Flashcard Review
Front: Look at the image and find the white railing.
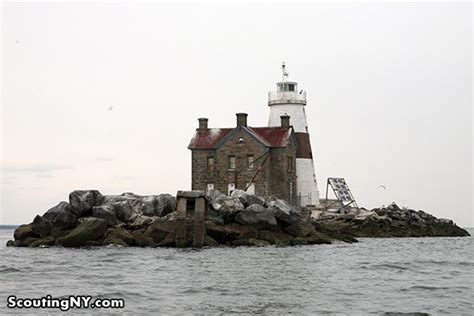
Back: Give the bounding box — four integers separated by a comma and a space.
268, 91, 307, 105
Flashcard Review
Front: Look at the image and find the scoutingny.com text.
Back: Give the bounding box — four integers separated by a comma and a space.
7, 295, 124, 311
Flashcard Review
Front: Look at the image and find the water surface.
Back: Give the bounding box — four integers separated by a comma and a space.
1, 228, 473, 315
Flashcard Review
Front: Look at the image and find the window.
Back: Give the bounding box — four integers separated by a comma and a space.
288, 84, 295, 92
247, 155, 254, 169
229, 156, 236, 170
228, 183, 235, 195
207, 157, 214, 171
288, 156, 294, 172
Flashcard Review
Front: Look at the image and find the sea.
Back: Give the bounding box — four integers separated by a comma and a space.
0, 226, 473, 315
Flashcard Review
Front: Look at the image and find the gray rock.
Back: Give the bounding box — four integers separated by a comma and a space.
92, 205, 118, 226
155, 194, 176, 217
235, 204, 278, 231
43, 201, 77, 229
231, 189, 265, 207
69, 190, 104, 216
113, 200, 133, 222
208, 190, 244, 222
267, 199, 301, 226
284, 222, 315, 237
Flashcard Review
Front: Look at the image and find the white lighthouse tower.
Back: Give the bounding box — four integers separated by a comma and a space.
268, 62, 320, 207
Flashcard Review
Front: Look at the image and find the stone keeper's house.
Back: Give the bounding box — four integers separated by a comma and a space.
188, 113, 299, 204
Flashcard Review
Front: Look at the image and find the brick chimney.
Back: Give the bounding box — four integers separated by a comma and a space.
280, 115, 290, 129
198, 118, 208, 130
236, 113, 248, 127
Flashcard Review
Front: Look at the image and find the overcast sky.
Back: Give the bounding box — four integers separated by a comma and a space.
1, 2, 472, 227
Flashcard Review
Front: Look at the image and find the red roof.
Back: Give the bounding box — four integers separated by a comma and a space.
188, 126, 293, 149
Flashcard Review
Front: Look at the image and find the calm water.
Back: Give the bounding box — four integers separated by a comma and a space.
1, 228, 473, 315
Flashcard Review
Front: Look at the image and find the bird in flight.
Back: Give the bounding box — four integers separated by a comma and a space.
377, 185, 387, 190
107, 106, 114, 111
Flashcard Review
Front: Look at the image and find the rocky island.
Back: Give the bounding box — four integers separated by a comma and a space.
7, 189, 470, 248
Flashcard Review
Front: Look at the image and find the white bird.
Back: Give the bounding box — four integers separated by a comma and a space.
107, 106, 114, 111
377, 185, 387, 190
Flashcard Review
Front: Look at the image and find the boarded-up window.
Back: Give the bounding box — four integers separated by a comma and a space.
207, 157, 214, 171
229, 156, 236, 170
247, 155, 254, 169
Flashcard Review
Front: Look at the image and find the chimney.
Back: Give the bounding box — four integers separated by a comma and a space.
236, 113, 248, 127
280, 115, 290, 128
198, 118, 208, 130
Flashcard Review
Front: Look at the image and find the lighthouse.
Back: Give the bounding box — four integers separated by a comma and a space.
267, 63, 320, 207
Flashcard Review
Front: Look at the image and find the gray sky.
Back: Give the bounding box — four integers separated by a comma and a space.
1, 2, 472, 227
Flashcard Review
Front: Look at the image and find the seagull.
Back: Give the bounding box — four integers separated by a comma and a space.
107, 106, 114, 111
377, 185, 387, 190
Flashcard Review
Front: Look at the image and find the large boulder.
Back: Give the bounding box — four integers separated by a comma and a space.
235, 204, 278, 231
284, 222, 315, 237
142, 219, 177, 243
257, 230, 293, 245
155, 194, 176, 217
104, 227, 135, 246
140, 194, 176, 217
231, 190, 265, 208
31, 215, 52, 238
205, 221, 257, 244
69, 190, 104, 216
61, 218, 108, 247
92, 205, 118, 226
42, 201, 77, 229
267, 199, 301, 226
113, 200, 134, 222
14, 224, 37, 240
207, 190, 244, 222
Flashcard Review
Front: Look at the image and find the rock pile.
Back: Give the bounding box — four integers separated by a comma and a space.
312, 203, 470, 238
8, 189, 349, 248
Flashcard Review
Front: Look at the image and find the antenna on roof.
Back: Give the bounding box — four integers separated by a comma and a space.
281, 62, 289, 82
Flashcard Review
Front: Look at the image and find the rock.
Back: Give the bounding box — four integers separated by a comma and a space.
231, 239, 250, 246
132, 229, 156, 247
291, 237, 309, 246
156, 232, 176, 247
16, 237, 40, 247
14, 224, 37, 240
92, 206, 118, 226
205, 221, 257, 244
155, 194, 176, 217
113, 200, 134, 222
42, 201, 77, 229
128, 214, 155, 230
235, 204, 278, 231
258, 230, 293, 245
6, 240, 14, 247
29, 237, 56, 248
69, 190, 104, 216
203, 235, 219, 247
267, 199, 301, 226
231, 189, 265, 207
61, 218, 108, 247
104, 227, 135, 246
284, 222, 315, 237
31, 215, 52, 238
143, 219, 177, 243
207, 190, 244, 222
306, 231, 332, 244
248, 238, 271, 246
